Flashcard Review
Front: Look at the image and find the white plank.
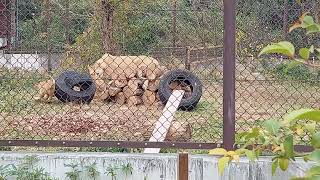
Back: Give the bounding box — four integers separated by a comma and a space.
144, 90, 185, 153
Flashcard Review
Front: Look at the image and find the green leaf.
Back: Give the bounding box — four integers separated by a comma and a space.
236, 132, 249, 141
301, 16, 315, 27
306, 24, 320, 34
284, 135, 294, 159
258, 41, 295, 58
218, 157, 230, 176
316, 49, 320, 60
305, 150, 320, 162
245, 150, 256, 161
279, 158, 289, 171
272, 159, 278, 175
263, 120, 280, 135
283, 109, 320, 124
311, 133, 320, 149
289, 12, 309, 32
299, 48, 310, 60
305, 123, 316, 134
306, 166, 320, 176
245, 128, 260, 140
209, 148, 227, 156
255, 149, 261, 160
309, 45, 315, 53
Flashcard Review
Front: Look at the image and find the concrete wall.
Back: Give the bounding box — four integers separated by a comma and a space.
0, 152, 313, 180
0, 52, 62, 71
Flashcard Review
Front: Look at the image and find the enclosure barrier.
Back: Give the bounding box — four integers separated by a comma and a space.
0, 0, 318, 153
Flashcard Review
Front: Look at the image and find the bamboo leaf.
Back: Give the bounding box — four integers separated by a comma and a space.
279, 158, 289, 171
284, 135, 294, 159
258, 41, 295, 58
299, 48, 310, 60
283, 109, 320, 124
209, 148, 227, 156
218, 157, 230, 176
272, 159, 278, 175
263, 120, 280, 135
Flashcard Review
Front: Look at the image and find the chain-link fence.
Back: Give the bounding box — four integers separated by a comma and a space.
0, 0, 318, 150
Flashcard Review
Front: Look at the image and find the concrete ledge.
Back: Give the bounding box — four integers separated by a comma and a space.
0, 152, 313, 180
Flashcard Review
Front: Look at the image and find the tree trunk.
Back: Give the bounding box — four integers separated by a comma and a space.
283, 0, 289, 39
63, 0, 71, 45
172, 0, 177, 48
313, 0, 320, 23
101, 0, 115, 54
44, 0, 53, 72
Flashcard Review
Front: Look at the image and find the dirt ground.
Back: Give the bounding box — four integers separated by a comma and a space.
1, 63, 320, 144
1, 80, 319, 144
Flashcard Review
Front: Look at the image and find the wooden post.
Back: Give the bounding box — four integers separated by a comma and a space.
101, 0, 115, 54
144, 90, 184, 154
185, 46, 191, 70
178, 153, 188, 180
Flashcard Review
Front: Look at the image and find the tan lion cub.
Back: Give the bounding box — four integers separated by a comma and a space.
34, 78, 55, 102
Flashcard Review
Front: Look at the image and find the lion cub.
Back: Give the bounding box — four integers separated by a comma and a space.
34, 78, 55, 102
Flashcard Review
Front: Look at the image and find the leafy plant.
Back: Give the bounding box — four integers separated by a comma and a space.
105, 166, 118, 180
104, 163, 133, 180
121, 163, 133, 177
85, 162, 100, 180
259, 13, 320, 66
210, 109, 320, 179
0, 155, 56, 180
64, 162, 82, 180
210, 14, 320, 179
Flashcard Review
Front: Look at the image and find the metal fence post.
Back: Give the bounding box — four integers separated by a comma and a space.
178, 153, 188, 180
223, 0, 236, 151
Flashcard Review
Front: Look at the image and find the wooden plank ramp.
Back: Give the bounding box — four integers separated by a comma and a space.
144, 90, 185, 153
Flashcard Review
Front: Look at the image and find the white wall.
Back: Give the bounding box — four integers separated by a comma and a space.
0, 152, 313, 180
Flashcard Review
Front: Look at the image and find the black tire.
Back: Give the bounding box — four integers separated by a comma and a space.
54, 71, 96, 104
158, 69, 202, 111
54, 71, 79, 103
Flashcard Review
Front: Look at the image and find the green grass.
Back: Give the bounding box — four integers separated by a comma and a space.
176, 101, 223, 143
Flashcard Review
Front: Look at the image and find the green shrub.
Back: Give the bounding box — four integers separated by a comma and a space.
273, 63, 312, 80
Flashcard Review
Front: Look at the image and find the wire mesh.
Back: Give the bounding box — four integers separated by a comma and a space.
0, 0, 318, 149
0, 0, 223, 148
235, 0, 320, 146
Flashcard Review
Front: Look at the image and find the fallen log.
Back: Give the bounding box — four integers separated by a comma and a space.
142, 90, 156, 105
127, 96, 142, 106
109, 86, 122, 96
123, 86, 143, 98
115, 92, 126, 105
147, 79, 160, 91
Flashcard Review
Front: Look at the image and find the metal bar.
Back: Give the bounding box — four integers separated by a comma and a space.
0, 140, 219, 149
237, 144, 314, 153
5, 0, 11, 49
223, 0, 236, 151
294, 145, 314, 152
178, 153, 188, 180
